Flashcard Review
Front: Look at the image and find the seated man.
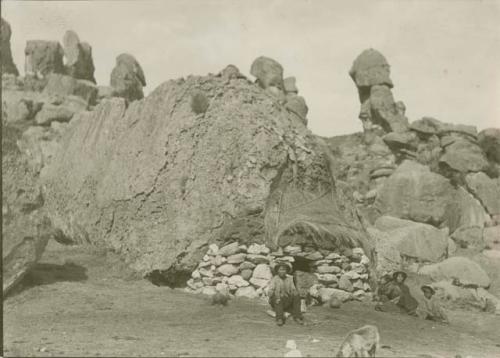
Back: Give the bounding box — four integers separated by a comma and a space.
375, 273, 396, 302
393, 271, 418, 316
268, 261, 304, 326
417, 285, 449, 324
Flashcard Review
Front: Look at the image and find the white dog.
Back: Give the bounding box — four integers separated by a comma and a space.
335, 325, 380, 358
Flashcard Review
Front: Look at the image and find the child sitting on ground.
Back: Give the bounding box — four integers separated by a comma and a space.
417, 285, 449, 324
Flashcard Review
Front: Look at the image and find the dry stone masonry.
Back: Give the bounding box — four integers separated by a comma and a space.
186, 242, 372, 305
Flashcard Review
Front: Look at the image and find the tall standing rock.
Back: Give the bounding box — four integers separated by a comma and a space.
250, 56, 284, 90
110, 53, 146, 101
25, 40, 65, 78
1, 18, 19, 76
349, 49, 409, 133
62, 30, 96, 83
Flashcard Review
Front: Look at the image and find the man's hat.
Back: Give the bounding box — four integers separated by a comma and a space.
393, 271, 407, 281
273, 261, 292, 274
421, 285, 435, 295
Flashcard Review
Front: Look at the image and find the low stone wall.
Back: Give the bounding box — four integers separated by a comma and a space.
185, 242, 372, 305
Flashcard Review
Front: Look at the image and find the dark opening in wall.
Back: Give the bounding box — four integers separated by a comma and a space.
291, 256, 314, 273
146, 268, 191, 288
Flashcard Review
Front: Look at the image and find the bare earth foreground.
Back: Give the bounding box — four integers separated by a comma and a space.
4, 242, 500, 358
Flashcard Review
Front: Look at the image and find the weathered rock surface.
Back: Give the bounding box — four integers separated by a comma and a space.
2, 125, 55, 295
483, 226, 500, 251
250, 56, 284, 90
110, 53, 146, 101
349, 49, 393, 89
439, 138, 489, 174
374, 216, 448, 263
1, 18, 19, 75
375, 160, 454, 225
283, 77, 298, 94
465, 172, 500, 217
41, 74, 370, 279
444, 187, 491, 234
369, 85, 409, 133
419, 257, 491, 288
43, 73, 97, 105
478, 128, 500, 164
62, 30, 96, 83
25, 40, 65, 78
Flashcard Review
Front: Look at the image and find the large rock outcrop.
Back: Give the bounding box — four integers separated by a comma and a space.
478, 128, 500, 164
1, 18, 19, 75
24, 40, 65, 78
42, 72, 370, 280
349, 49, 408, 133
62, 30, 96, 83
110, 53, 146, 101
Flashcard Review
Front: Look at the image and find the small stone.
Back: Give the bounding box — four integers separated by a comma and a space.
239, 261, 256, 270
353, 290, 366, 300
203, 255, 210, 262
352, 247, 364, 256
252, 264, 273, 280
217, 264, 239, 276
316, 265, 341, 274
215, 283, 229, 294
246, 254, 269, 264
284, 245, 302, 255
218, 242, 240, 256
208, 243, 219, 255
305, 251, 324, 260
363, 283, 371, 292
227, 253, 246, 264
280, 256, 295, 263
250, 277, 270, 288
202, 286, 217, 296
338, 275, 354, 292
191, 270, 201, 280
228, 275, 250, 287
212, 255, 226, 266
316, 273, 338, 284
228, 284, 238, 292
344, 271, 361, 280
235, 286, 258, 299
270, 247, 284, 257
353, 280, 365, 290
360, 255, 370, 266
240, 269, 253, 281
325, 252, 341, 260
238, 244, 248, 253
247, 243, 270, 255
312, 259, 333, 267
199, 267, 214, 278
198, 261, 211, 268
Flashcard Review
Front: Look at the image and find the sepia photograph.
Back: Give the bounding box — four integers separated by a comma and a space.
2, 0, 500, 357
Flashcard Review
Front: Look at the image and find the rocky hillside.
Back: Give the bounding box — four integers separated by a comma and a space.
2, 17, 500, 314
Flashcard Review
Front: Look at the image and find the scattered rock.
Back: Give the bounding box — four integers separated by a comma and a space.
235, 286, 258, 299
450, 226, 484, 249
419, 257, 491, 288
35, 103, 75, 125
239, 261, 256, 270
316, 273, 337, 285
1, 18, 19, 75
62, 30, 96, 82
338, 275, 354, 292
375, 160, 455, 225
250, 56, 284, 89
483, 226, 500, 251
319, 288, 352, 303
247, 243, 270, 255
316, 265, 341, 274
219, 242, 240, 257
219, 64, 244, 79
465, 172, 500, 217
227, 253, 246, 264
25, 40, 65, 78
382, 131, 417, 150
283, 77, 298, 94
240, 269, 253, 281
43, 73, 97, 105
410, 117, 443, 136
439, 138, 489, 174
252, 264, 272, 280
110, 53, 146, 101
217, 264, 239, 276
478, 128, 500, 163
246, 254, 270, 264
305, 251, 324, 261
249, 277, 270, 288
445, 187, 491, 233
349, 48, 393, 88
227, 275, 250, 287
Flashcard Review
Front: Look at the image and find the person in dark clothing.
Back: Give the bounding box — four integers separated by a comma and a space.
268, 262, 304, 326
393, 271, 418, 315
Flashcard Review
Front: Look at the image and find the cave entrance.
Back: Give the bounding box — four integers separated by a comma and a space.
291, 255, 314, 273
145, 268, 191, 288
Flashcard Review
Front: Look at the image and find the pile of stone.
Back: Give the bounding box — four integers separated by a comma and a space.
250, 56, 308, 126
185, 242, 371, 305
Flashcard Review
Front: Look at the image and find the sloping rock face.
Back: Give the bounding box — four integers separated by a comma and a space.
42, 73, 369, 279
1, 18, 19, 75
2, 125, 55, 295
375, 160, 454, 225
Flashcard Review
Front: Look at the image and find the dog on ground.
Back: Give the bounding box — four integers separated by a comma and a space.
335, 325, 380, 357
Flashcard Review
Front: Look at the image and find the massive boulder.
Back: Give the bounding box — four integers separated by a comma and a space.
444, 186, 491, 234
369, 85, 409, 133
41, 73, 370, 280
110, 53, 146, 101
25, 40, 65, 78
439, 138, 489, 174
465, 172, 500, 217
349, 48, 393, 89
1, 18, 19, 75
419, 257, 491, 288
62, 30, 96, 83
250, 56, 284, 90
2, 125, 54, 295
375, 160, 455, 225
478, 128, 500, 164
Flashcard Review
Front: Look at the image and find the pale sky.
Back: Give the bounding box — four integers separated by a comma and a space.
3, 0, 499, 136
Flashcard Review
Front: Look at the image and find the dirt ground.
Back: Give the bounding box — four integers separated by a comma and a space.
3, 241, 500, 357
